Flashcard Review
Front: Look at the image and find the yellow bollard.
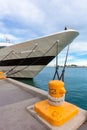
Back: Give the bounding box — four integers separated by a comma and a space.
48, 80, 66, 98
34, 80, 78, 126
48, 80, 66, 106
0, 71, 6, 79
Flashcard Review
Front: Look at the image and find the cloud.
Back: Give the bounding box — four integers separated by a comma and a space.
0, 0, 46, 42
0, 21, 9, 33
0, 0, 87, 36
69, 42, 87, 55
0, 0, 87, 65
57, 41, 87, 66
0, 33, 19, 44
0, 0, 45, 25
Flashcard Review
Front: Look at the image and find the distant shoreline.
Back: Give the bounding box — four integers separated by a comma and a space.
47, 65, 87, 68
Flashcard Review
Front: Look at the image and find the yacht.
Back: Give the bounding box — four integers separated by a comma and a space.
0, 28, 79, 78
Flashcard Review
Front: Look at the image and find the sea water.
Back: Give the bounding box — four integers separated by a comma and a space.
17, 67, 87, 110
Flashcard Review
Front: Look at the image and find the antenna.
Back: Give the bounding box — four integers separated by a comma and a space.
4, 35, 10, 43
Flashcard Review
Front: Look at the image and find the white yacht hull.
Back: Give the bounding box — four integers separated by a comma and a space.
0, 29, 79, 78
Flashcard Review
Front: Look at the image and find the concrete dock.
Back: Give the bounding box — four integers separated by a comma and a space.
0, 78, 87, 130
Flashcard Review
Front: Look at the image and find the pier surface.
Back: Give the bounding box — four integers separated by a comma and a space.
0, 78, 87, 130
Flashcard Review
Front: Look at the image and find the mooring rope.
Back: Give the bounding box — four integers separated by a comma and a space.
6, 42, 57, 76
6, 44, 38, 76
53, 42, 70, 82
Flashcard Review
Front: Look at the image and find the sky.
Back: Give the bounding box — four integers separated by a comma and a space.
0, 0, 87, 66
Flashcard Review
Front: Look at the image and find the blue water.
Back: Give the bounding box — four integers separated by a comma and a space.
17, 67, 87, 110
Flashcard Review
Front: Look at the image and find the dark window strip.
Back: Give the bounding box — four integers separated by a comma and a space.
0, 56, 54, 66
